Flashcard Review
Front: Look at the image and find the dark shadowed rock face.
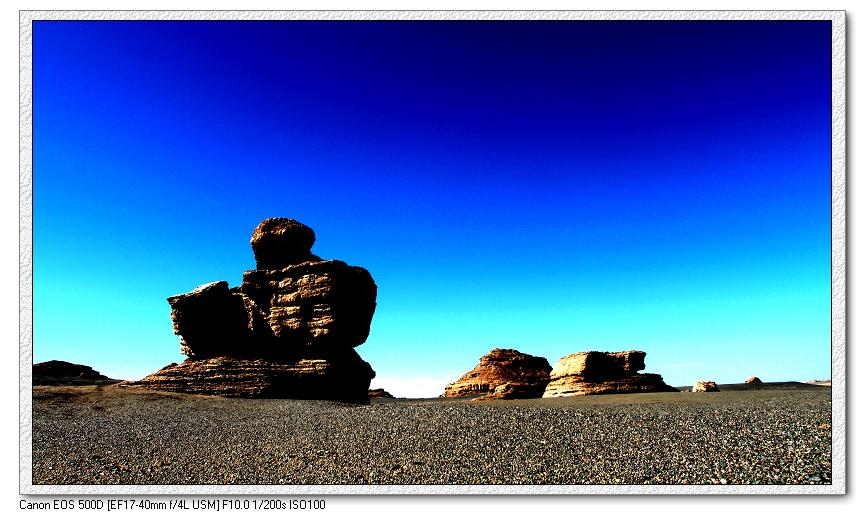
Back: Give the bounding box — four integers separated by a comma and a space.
250, 217, 317, 270
543, 351, 677, 397
443, 348, 552, 399
167, 281, 256, 359
33, 361, 117, 385
125, 218, 377, 404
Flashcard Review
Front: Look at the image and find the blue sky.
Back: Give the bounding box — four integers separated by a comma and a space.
32, 21, 831, 396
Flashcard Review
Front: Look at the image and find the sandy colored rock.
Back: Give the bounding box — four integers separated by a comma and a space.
692, 381, 720, 392
547, 350, 646, 378
543, 350, 677, 397
745, 376, 762, 384
544, 373, 677, 397
443, 348, 552, 399
473, 381, 551, 401
802, 379, 831, 386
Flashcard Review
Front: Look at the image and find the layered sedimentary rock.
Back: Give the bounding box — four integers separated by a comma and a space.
472, 381, 551, 401
131, 353, 373, 403
33, 360, 117, 386
692, 380, 720, 392
127, 218, 377, 404
443, 348, 552, 399
542, 350, 677, 397
240, 260, 376, 353
368, 388, 394, 398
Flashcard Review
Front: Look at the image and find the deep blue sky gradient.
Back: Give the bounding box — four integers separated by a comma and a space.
33, 21, 831, 395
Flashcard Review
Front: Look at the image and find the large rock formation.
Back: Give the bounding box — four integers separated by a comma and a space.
542, 350, 677, 397
33, 360, 118, 386
443, 348, 552, 399
126, 218, 377, 404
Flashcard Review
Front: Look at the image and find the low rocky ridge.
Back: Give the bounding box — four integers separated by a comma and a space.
33, 360, 118, 386
542, 350, 678, 397
368, 388, 395, 398
124, 218, 377, 404
442, 348, 552, 400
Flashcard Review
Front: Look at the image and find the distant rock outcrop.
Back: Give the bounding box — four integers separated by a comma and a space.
542, 350, 677, 397
443, 348, 552, 399
368, 388, 395, 399
744, 376, 762, 384
33, 360, 118, 385
692, 381, 720, 392
125, 218, 377, 404
801, 379, 831, 386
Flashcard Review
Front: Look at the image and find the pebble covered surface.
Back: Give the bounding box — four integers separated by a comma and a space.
31, 384, 832, 485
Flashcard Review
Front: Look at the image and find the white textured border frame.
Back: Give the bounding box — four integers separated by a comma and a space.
18, 9, 847, 496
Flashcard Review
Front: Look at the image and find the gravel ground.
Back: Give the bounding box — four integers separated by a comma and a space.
31, 384, 832, 485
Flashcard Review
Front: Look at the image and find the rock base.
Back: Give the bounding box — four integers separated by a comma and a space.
123, 352, 374, 404
543, 372, 678, 397
542, 351, 677, 398
470, 381, 551, 401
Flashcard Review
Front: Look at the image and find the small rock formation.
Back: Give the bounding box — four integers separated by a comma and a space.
126, 218, 377, 404
802, 379, 831, 386
744, 376, 762, 384
368, 388, 394, 398
442, 348, 552, 399
692, 380, 720, 392
33, 360, 118, 385
542, 350, 677, 397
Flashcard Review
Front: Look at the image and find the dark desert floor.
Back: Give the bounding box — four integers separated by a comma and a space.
31, 382, 832, 485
